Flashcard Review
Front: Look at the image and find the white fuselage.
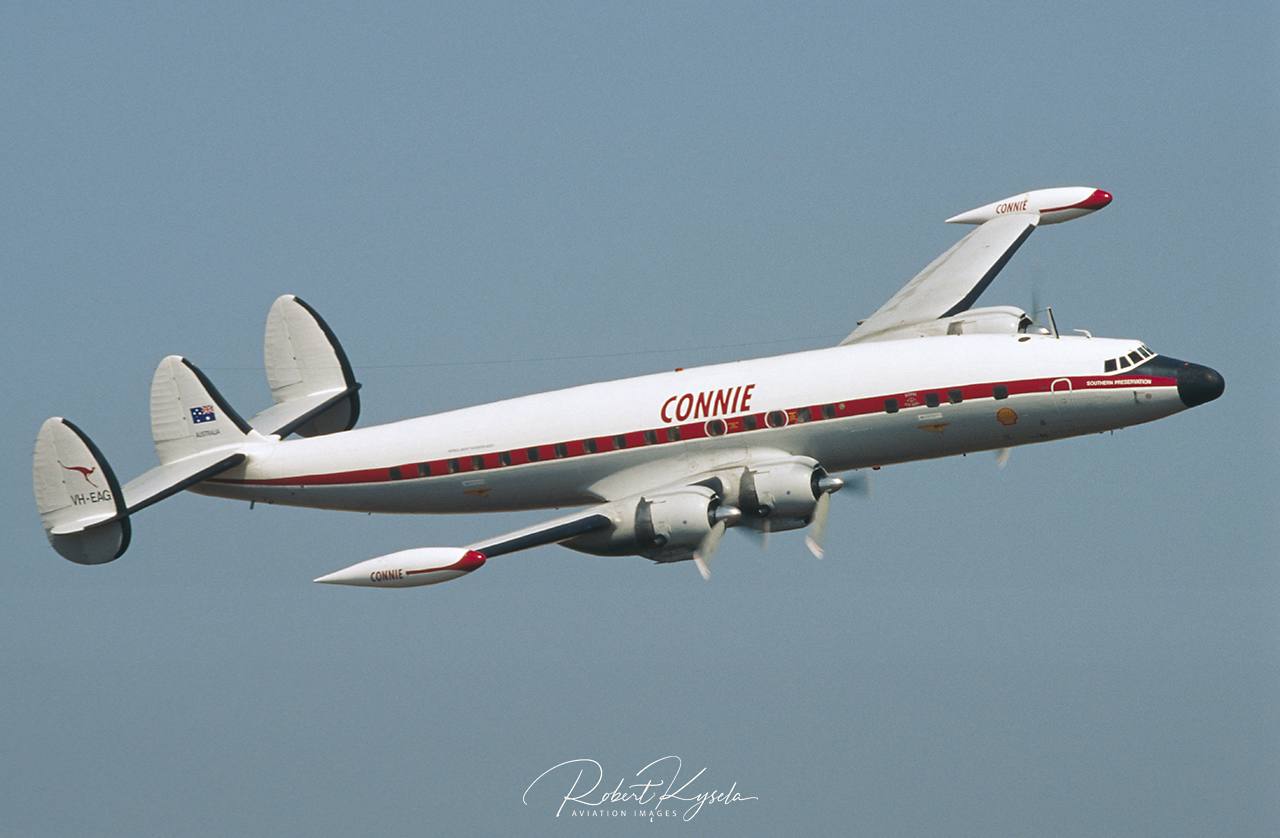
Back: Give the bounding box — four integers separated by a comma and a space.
194, 334, 1182, 513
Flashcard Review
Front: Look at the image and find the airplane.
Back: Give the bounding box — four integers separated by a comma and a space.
32, 186, 1224, 587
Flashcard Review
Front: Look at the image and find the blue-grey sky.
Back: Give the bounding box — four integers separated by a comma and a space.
4, 3, 1276, 835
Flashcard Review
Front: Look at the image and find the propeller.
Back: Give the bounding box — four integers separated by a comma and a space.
804, 474, 845, 559
1025, 279, 1061, 339
694, 504, 741, 580
693, 521, 726, 580
804, 492, 833, 559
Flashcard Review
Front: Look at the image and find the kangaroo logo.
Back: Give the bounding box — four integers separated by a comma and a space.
59, 461, 99, 488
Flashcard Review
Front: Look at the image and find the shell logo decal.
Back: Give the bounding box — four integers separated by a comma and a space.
996, 407, 1018, 426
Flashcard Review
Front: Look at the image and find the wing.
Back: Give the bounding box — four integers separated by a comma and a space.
311, 505, 617, 588
312, 452, 851, 587
841, 214, 1037, 345
841, 186, 1111, 345
466, 510, 613, 557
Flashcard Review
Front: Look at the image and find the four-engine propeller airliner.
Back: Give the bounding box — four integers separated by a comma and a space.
33, 187, 1224, 587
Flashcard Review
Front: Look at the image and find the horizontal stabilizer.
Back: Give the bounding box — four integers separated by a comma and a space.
33, 417, 131, 564
250, 295, 361, 437
123, 450, 247, 516
34, 414, 252, 565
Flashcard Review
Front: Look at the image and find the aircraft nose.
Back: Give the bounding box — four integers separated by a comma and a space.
1176, 362, 1225, 407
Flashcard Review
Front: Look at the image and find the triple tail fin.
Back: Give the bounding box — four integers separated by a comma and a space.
34, 295, 358, 566
33, 356, 253, 564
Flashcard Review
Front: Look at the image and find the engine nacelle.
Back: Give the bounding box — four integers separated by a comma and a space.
734, 456, 838, 534
865, 305, 1032, 341
562, 486, 722, 562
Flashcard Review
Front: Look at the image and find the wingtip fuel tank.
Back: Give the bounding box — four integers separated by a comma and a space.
946, 187, 1112, 226
314, 547, 486, 588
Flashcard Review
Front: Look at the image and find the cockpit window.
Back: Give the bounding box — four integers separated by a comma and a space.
1106, 345, 1156, 373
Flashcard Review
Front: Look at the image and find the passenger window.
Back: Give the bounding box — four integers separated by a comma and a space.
948, 389, 963, 404
471, 455, 485, 470
766, 410, 787, 428
418, 463, 431, 477
498, 451, 512, 467
1105, 359, 1117, 372
993, 385, 1009, 400
795, 407, 812, 423
583, 439, 598, 454
666, 427, 681, 442
613, 435, 627, 450
706, 419, 727, 437
553, 443, 567, 459
925, 393, 940, 408
643, 430, 658, 445
821, 404, 836, 419
389, 466, 403, 480
447, 458, 460, 474
743, 415, 758, 430
884, 398, 899, 414
526, 447, 540, 462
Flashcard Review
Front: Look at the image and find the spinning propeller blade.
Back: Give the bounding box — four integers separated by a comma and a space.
805, 491, 832, 559
694, 521, 727, 580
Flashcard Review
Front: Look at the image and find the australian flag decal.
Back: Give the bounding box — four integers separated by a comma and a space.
191, 405, 217, 424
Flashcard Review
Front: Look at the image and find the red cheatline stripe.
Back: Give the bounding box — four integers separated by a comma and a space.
405, 550, 486, 575
206, 373, 1174, 488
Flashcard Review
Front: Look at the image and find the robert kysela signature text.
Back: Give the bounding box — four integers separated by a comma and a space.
523, 756, 758, 821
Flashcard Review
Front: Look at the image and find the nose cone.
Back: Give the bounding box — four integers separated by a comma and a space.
1176, 362, 1225, 407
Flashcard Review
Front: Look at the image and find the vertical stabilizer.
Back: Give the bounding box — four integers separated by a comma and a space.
33, 417, 131, 564
150, 356, 251, 465
251, 295, 361, 437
